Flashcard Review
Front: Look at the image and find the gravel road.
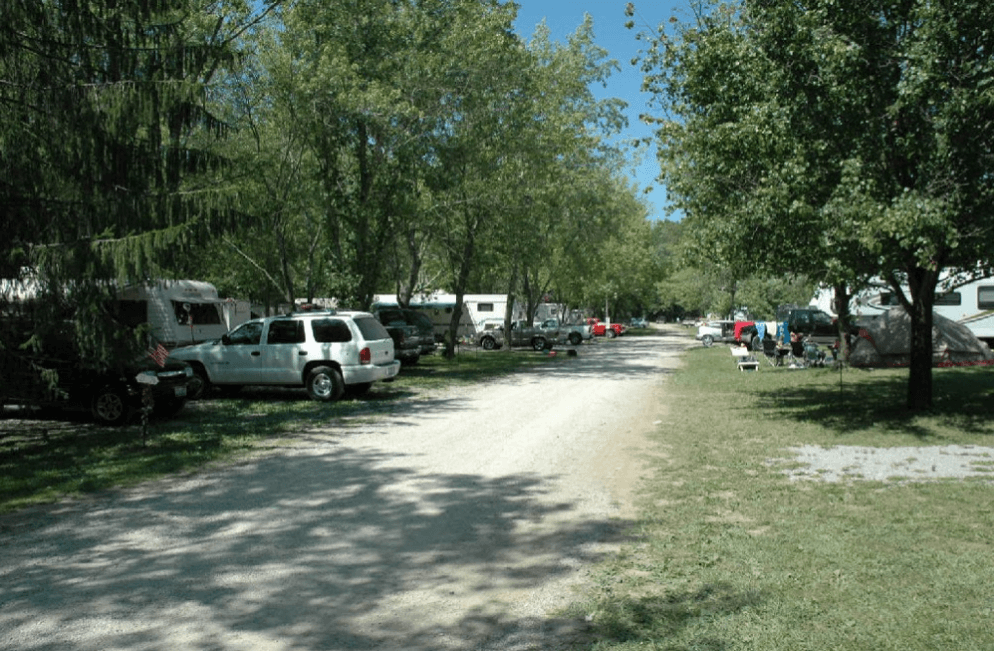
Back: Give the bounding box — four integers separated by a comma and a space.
0, 327, 692, 651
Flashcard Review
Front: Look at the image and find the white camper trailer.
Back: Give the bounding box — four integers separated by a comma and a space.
853, 276, 994, 346
372, 293, 525, 342
114, 280, 251, 348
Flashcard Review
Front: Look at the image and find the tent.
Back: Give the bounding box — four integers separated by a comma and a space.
849, 307, 994, 368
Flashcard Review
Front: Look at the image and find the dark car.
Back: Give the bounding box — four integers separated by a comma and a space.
400, 309, 437, 356
372, 308, 422, 365
0, 330, 193, 426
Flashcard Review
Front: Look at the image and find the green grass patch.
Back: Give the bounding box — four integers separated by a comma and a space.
0, 347, 561, 513
575, 342, 994, 650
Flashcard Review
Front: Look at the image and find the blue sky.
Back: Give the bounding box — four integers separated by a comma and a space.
511, 1, 694, 222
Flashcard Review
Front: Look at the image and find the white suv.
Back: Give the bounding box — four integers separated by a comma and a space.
169, 310, 400, 401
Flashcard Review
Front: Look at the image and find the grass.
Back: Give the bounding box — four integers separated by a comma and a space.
572, 340, 994, 650
0, 347, 561, 514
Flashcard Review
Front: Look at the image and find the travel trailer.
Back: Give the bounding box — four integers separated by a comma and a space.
853, 276, 994, 346
114, 280, 251, 348
372, 293, 525, 342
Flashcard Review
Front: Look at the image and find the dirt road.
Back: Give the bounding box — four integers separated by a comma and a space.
0, 328, 692, 651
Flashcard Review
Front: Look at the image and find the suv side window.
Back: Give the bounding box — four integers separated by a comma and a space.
353, 315, 389, 341
312, 318, 353, 343
227, 321, 263, 345
267, 319, 305, 344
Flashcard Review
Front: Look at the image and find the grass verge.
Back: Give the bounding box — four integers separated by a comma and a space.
0, 348, 562, 514
575, 341, 994, 650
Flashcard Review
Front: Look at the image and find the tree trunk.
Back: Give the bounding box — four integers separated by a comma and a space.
832, 282, 852, 360
444, 215, 476, 358
503, 262, 518, 353
904, 268, 937, 411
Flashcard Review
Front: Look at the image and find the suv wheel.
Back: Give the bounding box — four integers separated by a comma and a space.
481, 336, 496, 350
306, 366, 344, 402
91, 384, 132, 426
606, 329, 617, 339
187, 366, 210, 400
532, 336, 547, 351
701, 334, 714, 347
568, 332, 582, 346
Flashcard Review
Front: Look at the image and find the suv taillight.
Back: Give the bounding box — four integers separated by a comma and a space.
359, 347, 371, 365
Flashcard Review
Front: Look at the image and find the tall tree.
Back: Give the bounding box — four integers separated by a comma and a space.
636, 0, 994, 409
0, 0, 264, 361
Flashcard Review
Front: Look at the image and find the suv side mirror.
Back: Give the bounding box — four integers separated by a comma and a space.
221, 334, 232, 345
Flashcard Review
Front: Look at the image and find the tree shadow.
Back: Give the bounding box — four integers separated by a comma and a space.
757, 367, 994, 439
582, 583, 766, 650
0, 447, 637, 650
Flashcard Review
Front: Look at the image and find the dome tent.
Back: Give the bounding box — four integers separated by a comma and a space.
850, 307, 994, 368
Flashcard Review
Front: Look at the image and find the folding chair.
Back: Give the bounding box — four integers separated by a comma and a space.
761, 337, 787, 366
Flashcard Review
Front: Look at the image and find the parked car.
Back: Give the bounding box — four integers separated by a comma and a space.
401, 309, 437, 356
168, 310, 400, 401
585, 318, 626, 338
372, 308, 423, 365
630, 317, 649, 329
0, 324, 193, 425
476, 320, 557, 351
695, 319, 738, 347
738, 307, 855, 350
539, 318, 590, 346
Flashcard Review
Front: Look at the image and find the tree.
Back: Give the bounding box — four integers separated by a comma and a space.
0, 0, 266, 362
636, 0, 994, 409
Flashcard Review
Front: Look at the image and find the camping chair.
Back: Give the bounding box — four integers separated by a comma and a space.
761, 337, 787, 366
803, 342, 826, 367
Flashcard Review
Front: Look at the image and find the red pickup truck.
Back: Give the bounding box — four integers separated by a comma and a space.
585, 318, 626, 338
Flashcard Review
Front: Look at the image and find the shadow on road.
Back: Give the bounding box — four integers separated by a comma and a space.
2, 419, 636, 651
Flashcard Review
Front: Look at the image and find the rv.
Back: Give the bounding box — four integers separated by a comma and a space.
372, 293, 526, 342
853, 276, 994, 346
114, 280, 251, 348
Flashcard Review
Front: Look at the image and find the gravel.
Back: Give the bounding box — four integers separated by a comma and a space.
777, 444, 994, 483
0, 328, 692, 651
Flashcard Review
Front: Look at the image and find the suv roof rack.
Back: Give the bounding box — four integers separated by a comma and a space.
286, 304, 337, 316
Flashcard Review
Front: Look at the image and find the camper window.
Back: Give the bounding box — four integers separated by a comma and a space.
979, 286, 994, 310
935, 292, 962, 306
172, 300, 221, 325
478, 303, 494, 313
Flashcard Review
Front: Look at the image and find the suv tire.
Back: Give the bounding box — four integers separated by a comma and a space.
532, 336, 547, 351
91, 384, 132, 426
187, 366, 210, 400
481, 335, 497, 350
568, 332, 582, 346
306, 365, 345, 402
